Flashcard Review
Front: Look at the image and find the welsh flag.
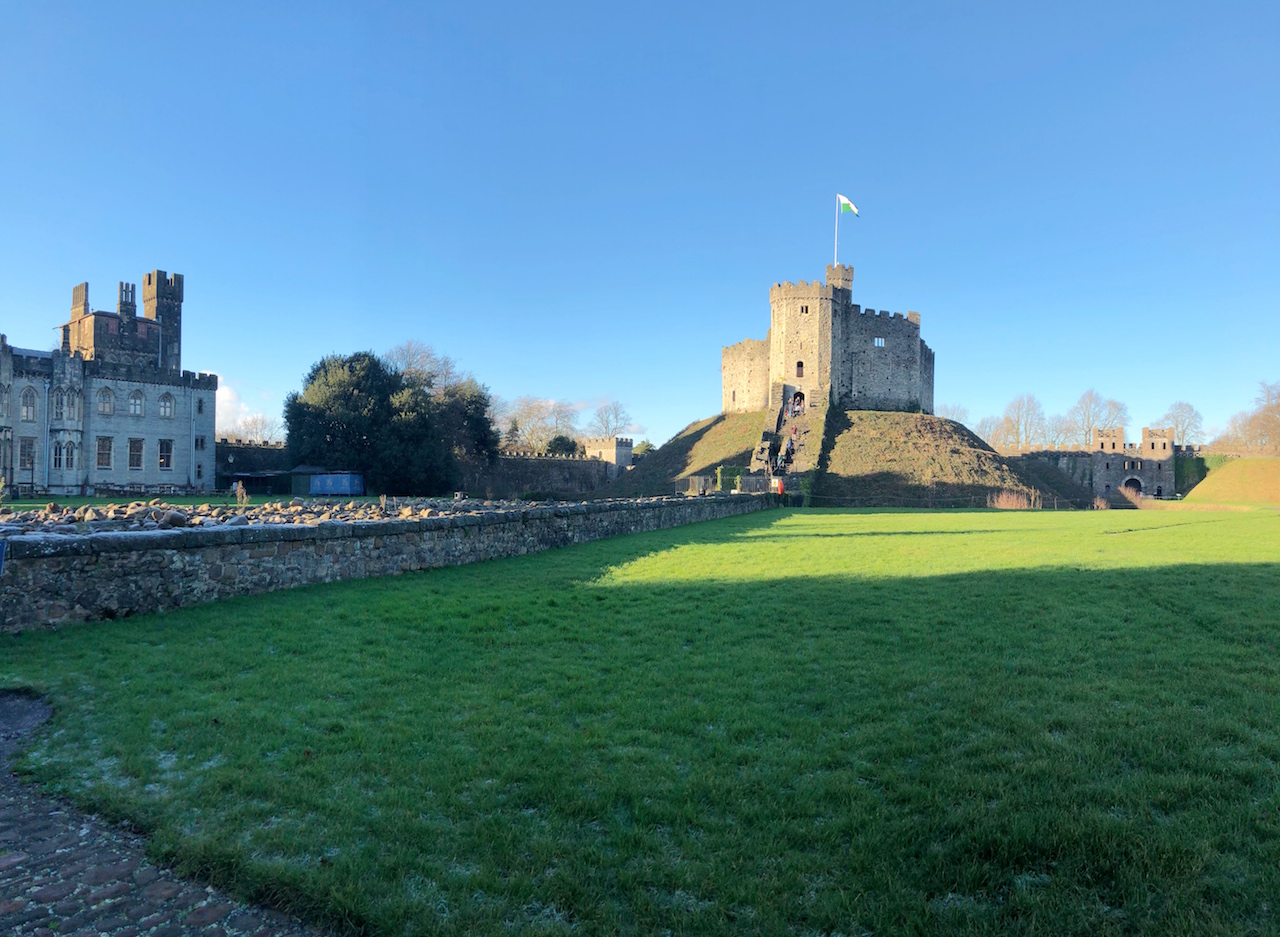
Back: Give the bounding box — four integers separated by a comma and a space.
838, 194, 859, 216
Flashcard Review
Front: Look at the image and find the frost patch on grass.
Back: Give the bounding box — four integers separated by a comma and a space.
503, 900, 574, 932
929, 892, 995, 914
1014, 871, 1052, 891
649, 888, 716, 913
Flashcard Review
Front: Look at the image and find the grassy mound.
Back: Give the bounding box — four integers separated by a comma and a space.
1182, 457, 1280, 505
4, 510, 1279, 934
810, 410, 1055, 507
598, 410, 766, 497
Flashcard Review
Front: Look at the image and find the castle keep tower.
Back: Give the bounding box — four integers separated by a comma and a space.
722, 263, 934, 415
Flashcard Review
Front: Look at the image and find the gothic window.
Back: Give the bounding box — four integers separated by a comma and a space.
796, 361, 804, 378
195, 436, 206, 451
65, 444, 74, 470
19, 437, 35, 470
159, 393, 175, 418
129, 390, 144, 417
20, 388, 36, 422
53, 389, 65, 420
96, 436, 113, 469
196, 463, 204, 480
128, 438, 144, 470
0, 384, 8, 417
874, 337, 886, 348
159, 439, 174, 470
53, 443, 63, 470
800, 305, 809, 315
71, 391, 81, 421
197, 397, 204, 415
97, 388, 114, 415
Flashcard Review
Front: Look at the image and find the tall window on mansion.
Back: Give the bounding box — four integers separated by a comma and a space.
159, 439, 174, 470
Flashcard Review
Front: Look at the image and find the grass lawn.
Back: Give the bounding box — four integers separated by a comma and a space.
2, 509, 1279, 935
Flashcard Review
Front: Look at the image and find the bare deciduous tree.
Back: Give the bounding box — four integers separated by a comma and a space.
383, 340, 464, 393
935, 404, 970, 425
1065, 389, 1128, 445
1044, 413, 1073, 446
230, 413, 283, 443
975, 415, 1004, 447
506, 397, 582, 451
1157, 401, 1204, 445
1001, 393, 1047, 449
587, 401, 632, 437
1214, 380, 1280, 453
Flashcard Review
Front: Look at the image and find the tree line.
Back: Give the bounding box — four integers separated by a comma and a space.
1211, 381, 1280, 454
282, 341, 645, 495
941, 380, 1278, 454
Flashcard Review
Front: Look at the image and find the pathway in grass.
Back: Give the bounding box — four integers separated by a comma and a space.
2, 509, 1279, 936
0, 691, 327, 935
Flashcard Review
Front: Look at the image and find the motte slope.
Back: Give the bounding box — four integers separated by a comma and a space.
811, 410, 1077, 507
1182, 457, 1280, 505
598, 411, 766, 497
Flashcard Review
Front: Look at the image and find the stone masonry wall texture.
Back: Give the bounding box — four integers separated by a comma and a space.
1, 495, 773, 633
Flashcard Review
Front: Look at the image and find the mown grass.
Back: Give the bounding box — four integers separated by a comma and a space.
2, 509, 1279, 935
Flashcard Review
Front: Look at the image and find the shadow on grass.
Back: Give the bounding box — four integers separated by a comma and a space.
2, 509, 1278, 936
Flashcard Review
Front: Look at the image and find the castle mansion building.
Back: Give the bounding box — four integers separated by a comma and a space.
0, 271, 217, 497
722, 263, 934, 415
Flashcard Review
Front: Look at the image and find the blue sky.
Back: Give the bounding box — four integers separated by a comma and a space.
1, 2, 1276, 445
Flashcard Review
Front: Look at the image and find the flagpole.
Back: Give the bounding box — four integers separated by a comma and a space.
833, 195, 839, 266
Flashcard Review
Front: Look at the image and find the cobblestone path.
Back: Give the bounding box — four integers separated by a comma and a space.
0, 692, 329, 936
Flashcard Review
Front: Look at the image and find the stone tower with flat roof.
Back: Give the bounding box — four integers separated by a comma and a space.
722, 263, 934, 415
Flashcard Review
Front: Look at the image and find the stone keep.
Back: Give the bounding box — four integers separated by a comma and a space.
722, 264, 934, 415
0, 271, 217, 497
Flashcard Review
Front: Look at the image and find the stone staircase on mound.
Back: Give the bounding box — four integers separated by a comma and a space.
749, 400, 827, 478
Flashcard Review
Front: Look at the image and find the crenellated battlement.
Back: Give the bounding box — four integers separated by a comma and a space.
726, 260, 934, 416
770, 280, 835, 301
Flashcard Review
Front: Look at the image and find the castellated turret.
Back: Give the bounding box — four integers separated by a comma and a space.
143, 270, 184, 372
722, 263, 934, 415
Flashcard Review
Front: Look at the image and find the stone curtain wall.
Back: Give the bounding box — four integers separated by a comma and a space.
1, 495, 773, 633
461, 454, 612, 500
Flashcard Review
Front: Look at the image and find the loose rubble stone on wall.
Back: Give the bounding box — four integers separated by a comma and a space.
0, 495, 772, 633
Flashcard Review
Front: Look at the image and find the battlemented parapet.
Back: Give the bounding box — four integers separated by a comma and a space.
1004, 427, 1178, 500
582, 436, 634, 476
1, 270, 215, 497
723, 262, 934, 416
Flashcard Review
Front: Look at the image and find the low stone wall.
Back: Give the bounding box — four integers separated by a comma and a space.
0, 495, 773, 633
